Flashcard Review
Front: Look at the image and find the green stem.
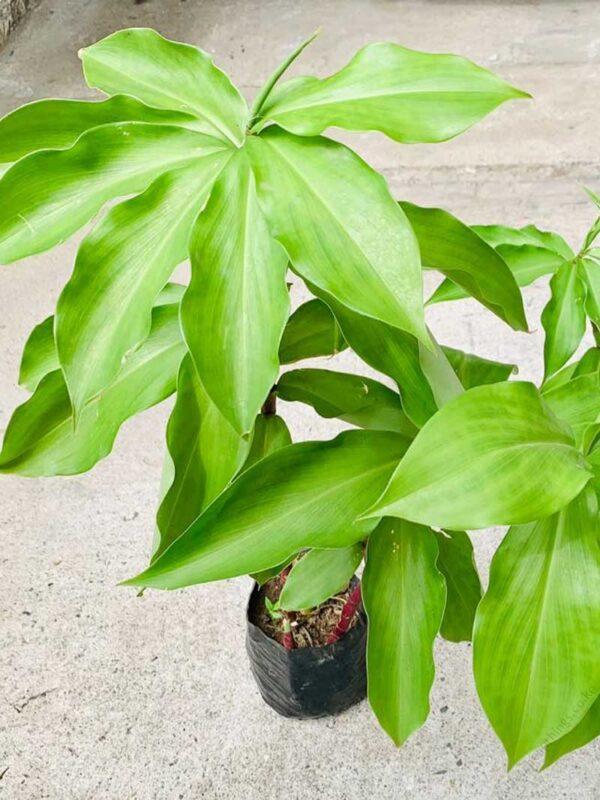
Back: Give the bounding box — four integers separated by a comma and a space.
248, 29, 320, 130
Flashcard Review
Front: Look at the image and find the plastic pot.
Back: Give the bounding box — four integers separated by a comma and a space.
245, 579, 367, 719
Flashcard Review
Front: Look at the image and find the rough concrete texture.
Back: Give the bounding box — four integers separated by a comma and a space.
0, 0, 32, 46
1, 1, 599, 798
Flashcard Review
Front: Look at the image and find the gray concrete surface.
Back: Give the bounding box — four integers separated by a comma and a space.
1, 1, 599, 798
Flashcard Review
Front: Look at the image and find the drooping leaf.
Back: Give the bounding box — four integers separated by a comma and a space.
544, 695, 600, 769
0, 302, 185, 477
57, 155, 230, 417
362, 518, 446, 746
248, 129, 428, 342
18, 283, 185, 395
242, 413, 292, 471
154, 354, 250, 560
309, 284, 437, 428
256, 42, 528, 144
124, 430, 411, 590
401, 202, 527, 330
434, 530, 482, 643
365, 382, 591, 530
278, 298, 346, 364
0, 95, 197, 164
473, 487, 600, 767
278, 545, 363, 611
442, 346, 517, 388
579, 256, 600, 328
542, 260, 587, 380
80, 28, 248, 145
277, 368, 417, 435
0, 122, 228, 264
542, 373, 600, 448
181, 149, 289, 435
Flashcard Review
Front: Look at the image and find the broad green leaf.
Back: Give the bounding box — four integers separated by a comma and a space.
0, 95, 197, 164
182, 149, 289, 435
18, 283, 185, 394
579, 256, 600, 328
362, 518, 446, 746
0, 122, 227, 264
430, 244, 565, 304
472, 223, 574, 260
123, 430, 411, 590
402, 202, 527, 331
154, 355, 250, 560
80, 28, 248, 145
309, 284, 437, 428
544, 695, 600, 769
243, 413, 292, 471
542, 260, 588, 379
278, 298, 347, 364
278, 545, 363, 611
256, 43, 527, 144
0, 302, 185, 477
473, 487, 600, 767
541, 347, 600, 393
542, 373, 600, 447
365, 382, 591, 530
251, 557, 296, 587
434, 530, 482, 643
277, 368, 417, 435
442, 346, 517, 388
57, 154, 230, 418
248, 129, 428, 343
418, 335, 464, 408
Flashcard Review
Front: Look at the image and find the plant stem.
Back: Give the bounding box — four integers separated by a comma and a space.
282, 617, 294, 650
327, 582, 361, 644
248, 29, 320, 130
261, 387, 277, 416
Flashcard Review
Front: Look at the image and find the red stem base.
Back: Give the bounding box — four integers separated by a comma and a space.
327, 583, 361, 644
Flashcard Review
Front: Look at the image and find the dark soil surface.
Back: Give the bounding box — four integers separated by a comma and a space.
251, 571, 360, 648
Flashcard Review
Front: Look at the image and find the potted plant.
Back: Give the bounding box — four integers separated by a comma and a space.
0, 28, 598, 768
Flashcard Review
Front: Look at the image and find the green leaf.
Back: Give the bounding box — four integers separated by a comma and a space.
277, 368, 417, 435
256, 42, 528, 144
362, 518, 446, 746
17, 283, 185, 395
154, 355, 250, 560
0, 95, 197, 164
434, 530, 482, 643
430, 244, 565, 304
0, 302, 185, 476
579, 256, 600, 328
278, 545, 363, 611
278, 298, 346, 364
541, 347, 600, 393
401, 202, 527, 331
544, 695, 600, 769
18, 316, 56, 392
248, 129, 428, 342
181, 149, 289, 435
242, 413, 292, 471
0, 122, 227, 264
251, 557, 295, 587
442, 346, 517, 388
542, 260, 588, 379
542, 373, 600, 448
309, 284, 437, 428
472, 223, 574, 260
124, 430, 411, 590
80, 28, 248, 145
56, 154, 230, 418
473, 487, 600, 767
417, 335, 464, 408
365, 382, 591, 530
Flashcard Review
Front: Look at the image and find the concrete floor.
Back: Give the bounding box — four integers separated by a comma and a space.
1, 1, 599, 798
